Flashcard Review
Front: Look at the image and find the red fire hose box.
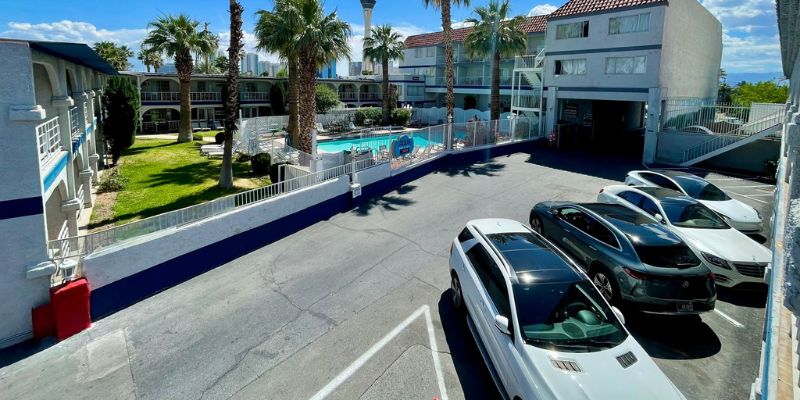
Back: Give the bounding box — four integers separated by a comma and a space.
50, 278, 91, 340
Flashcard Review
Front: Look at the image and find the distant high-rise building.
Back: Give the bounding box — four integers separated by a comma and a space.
258, 61, 270, 76
160, 63, 177, 73
240, 53, 259, 75
349, 61, 363, 76
317, 60, 337, 79
361, 0, 377, 73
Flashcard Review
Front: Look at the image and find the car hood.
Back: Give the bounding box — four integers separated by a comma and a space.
522, 337, 685, 400
700, 199, 761, 223
673, 226, 771, 263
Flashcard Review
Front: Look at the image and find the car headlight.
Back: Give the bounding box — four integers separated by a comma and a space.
701, 252, 732, 269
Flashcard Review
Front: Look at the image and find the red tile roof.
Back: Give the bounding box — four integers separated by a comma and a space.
549, 0, 667, 19
405, 15, 547, 48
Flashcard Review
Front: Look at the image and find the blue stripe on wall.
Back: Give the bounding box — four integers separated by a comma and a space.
0, 196, 43, 220
43, 153, 68, 193
557, 86, 650, 93
545, 44, 662, 56
89, 140, 537, 320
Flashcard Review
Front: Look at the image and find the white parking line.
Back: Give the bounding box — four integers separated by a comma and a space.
308, 305, 447, 400
726, 191, 771, 204
713, 309, 745, 328
718, 185, 775, 190
705, 177, 741, 181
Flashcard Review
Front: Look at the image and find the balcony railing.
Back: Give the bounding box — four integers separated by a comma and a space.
83, 101, 90, 126
514, 50, 546, 69
240, 92, 269, 101
192, 92, 222, 102
513, 94, 541, 109
141, 120, 181, 133
36, 116, 61, 165
430, 76, 513, 87
68, 106, 81, 137
141, 92, 181, 102
360, 92, 381, 101
339, 92, 358, 101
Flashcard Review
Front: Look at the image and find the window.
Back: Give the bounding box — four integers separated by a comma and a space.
554, 59, 587, 75
196, 81, 207, 91
426, 46, 436, 57
414, 48, 423, 58
605, 56, 647, 74
640, 173, 681, 191
154, 81, 170, 92
556, 21, 589, 39
466, 245, 511, 317
609, 13, 650, 34
458, 227, 474, 243
618, 191, 644, 206
586, 220, 619, 248
639, 197, 661, 217
407, 86, 424, 96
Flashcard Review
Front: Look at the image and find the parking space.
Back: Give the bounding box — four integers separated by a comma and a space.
0, 148, 771, 400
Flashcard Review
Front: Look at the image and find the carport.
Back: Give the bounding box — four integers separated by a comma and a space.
552, 98, 647, 156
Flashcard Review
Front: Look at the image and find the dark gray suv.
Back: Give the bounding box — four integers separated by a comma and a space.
529, 202, 716, 314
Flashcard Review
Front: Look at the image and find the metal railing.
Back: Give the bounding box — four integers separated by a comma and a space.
36, 116, 61, 164
360, 92, 381, 101
141, 92, 181, 102
514, 49, 546, 69
68, 107, 81, 137
192, 92, 222, 102
240, 92, 269, 101
513, 94, 541, 109
48, 159, 378, 259
431, 75, 513, 87
339, 92, 358, 101
681, 111, 787, 164
83, 101, 90, 126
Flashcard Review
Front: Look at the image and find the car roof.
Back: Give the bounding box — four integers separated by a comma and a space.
648, 170, 693, 179
479, 229, 584, 285
579, 203, 682, 246
633, 186, 689, 200
468, 218, 528, 235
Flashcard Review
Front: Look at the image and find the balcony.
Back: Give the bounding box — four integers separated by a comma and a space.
339, 92, 358, 101
429, 76, 513, 87
68, 106, 81, 138
141, 92, 181, 103
192, 92, 222, 102
240, 92, 269, 102
36, 116, 61, 166
141, 120, 180, 133
360, 92, 381, 101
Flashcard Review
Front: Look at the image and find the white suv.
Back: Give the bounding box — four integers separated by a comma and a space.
449, 218, 685, 400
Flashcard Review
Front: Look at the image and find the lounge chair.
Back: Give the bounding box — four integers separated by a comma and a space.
315, 122, 329, 134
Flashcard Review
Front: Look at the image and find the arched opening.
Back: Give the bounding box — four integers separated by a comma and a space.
338, 84, 357, 102
141, 108, 181, 133
43, 181, 68, 241
32, 63, 56, 117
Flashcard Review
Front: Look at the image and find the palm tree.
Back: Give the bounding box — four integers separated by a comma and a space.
255, 0, 301, 148
143, 15, 209, 142
364, 24, 406, 125
220, 0, 244, 189
422, 0, 470, 121
293, 0, 351, 153
464, 0, 526, 120
137, 47, 162, 73
94, 41, 134, 71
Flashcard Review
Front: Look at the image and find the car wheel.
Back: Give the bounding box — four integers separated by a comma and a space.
451, 273, 465, 312
529, 214, 544, 234
591, 268, 620, 304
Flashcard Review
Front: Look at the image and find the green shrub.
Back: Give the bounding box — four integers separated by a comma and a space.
250, 153, 272, 176
315, 84, 340, 114
355, 107, 382, 126
192, 133, 203, 141
102, 76, 140, 163
269, 162, 291, 183
391, 108, 412, 126
235, 153, 251, 163
97, 168, 129, 193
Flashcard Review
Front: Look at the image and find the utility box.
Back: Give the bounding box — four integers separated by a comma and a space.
50, 278, 91, 340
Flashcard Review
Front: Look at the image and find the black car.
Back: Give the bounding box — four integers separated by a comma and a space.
529, 202, 716, 314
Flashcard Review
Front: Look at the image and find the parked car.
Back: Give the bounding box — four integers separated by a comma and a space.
449, 219, 686, 400
529, 202, 715, 314
598, 185, 771, 288
625, 170, 763, 233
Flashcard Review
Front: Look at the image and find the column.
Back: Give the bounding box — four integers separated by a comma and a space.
87, 90, 100, 183
545, 86, 558, 140
643, 87, 662, 165
74, 91, 93, 208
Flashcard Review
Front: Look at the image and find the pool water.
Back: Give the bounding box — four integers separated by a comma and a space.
318, 134, 445, 153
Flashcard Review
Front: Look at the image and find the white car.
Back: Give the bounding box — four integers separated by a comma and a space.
598, 186, 771, 288
449, 219, 685, 400
625, 170, 763, 233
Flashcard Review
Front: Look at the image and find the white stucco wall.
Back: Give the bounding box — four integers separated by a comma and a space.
659, 0, 722, 98
83, 176, 351, 290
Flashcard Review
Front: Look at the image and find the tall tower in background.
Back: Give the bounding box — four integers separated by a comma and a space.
361, 0, 376, 74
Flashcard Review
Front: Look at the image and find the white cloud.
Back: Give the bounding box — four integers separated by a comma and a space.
3, 20, 147, 48
451, 20, 475, 29
528, 4, 558, 17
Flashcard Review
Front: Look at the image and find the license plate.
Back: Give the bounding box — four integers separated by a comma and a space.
677, 303, 694, 312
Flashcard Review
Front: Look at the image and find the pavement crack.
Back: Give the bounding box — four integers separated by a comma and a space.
356, 344, 424, 399
326, 220, 446, 260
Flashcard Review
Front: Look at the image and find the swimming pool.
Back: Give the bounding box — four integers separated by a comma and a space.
317, 133, 446, 153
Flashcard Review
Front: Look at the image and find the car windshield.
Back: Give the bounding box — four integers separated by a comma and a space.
660, 198, 729, 229
513, 280, 627, 352
634, 244, 701, 268
673, 175, 730, 201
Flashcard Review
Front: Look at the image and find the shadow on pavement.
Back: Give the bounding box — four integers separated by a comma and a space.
354, 185, 417, 216
444, 162, 507, 178
717, 286, 768, 308
524, 147, 642, 182
0, 337, 58, 369
624, 311, 721, 360
437, 291, 502, 400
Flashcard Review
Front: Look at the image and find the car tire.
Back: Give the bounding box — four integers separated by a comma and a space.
591, 266, 621, 305
529, 214, 544, 234
451, 272, 465, 313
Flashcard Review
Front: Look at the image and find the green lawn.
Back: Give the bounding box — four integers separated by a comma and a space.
96, 139, 267, 226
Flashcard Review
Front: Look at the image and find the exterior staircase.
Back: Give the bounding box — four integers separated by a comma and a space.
511, 49, 545, 137
679, 110, 786, 166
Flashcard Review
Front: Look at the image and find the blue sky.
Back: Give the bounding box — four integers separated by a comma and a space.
0, 0, 783, 80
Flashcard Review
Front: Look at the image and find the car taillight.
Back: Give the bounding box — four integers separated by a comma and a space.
624, 267, 651, 280
708, 272, 715, 281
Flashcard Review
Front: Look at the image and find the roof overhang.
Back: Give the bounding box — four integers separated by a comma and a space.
27, 40, 118, 75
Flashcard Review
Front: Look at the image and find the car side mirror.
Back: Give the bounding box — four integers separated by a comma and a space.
612, 306, 625, 325
494, 315, 510, 335
655, 214, 665, 224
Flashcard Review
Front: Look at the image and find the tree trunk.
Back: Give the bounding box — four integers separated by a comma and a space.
382, 59, 390, 125
146, 64, 151, 73
206, 53, 211, 74
491, 51, 500, 121
178, 78, 192, 142
220, 0, 243, 189
442, 0, 454, 120
287, 57, 300, 148
297, 48, 317, 154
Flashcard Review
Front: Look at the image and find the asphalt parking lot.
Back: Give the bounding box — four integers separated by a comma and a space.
0, 148, 774, 400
